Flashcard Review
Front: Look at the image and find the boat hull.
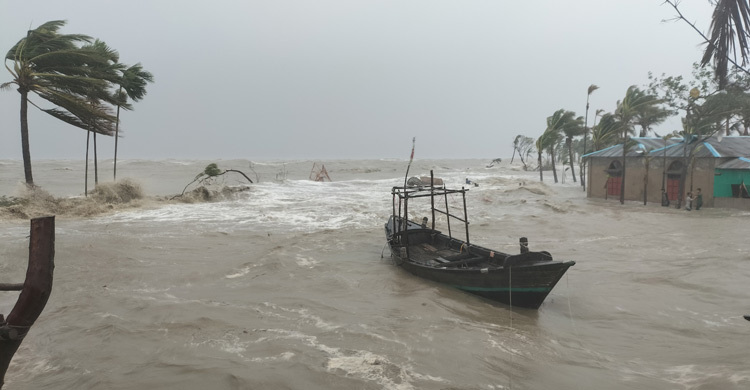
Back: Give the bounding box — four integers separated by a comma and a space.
385, 216, 574, 309
394, 254, 572, 309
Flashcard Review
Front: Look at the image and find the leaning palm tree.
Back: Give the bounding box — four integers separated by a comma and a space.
545, 109, 580, 182
536, 126, 562, 183
590, 112, 621, 151
634, 104, 671, 137
535, 130, 555, 182
614, 86, 661, 204
78, 39, 125, 194
2, 20, 119, 186
581, 84, 598, 190
113, 63, 153, 180
562, 115, 584, 183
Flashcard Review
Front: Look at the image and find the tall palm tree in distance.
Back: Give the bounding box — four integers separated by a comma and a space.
581, 84, 598, 191
113, 63, 154, 180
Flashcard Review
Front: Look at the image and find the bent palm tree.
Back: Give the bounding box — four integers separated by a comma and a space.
2, 20, 119, 186
635, 104, 671, 137
590, 113, 621, 151
113, 63, 153, 180
536, 126, 562, 183
614, 86, 662, 204
562, 115, 584, 183
582, 84, 599, 190
545, 109, 581, 182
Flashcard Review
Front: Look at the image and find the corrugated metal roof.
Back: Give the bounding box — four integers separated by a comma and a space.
584, 136, 750, 159
716, 157, 750, 170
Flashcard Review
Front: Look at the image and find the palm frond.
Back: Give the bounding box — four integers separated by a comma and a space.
702, 0, 750, 88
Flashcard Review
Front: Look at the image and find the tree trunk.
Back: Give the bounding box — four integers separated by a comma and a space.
93, 133, 98, 186
85, 132, 90, 197
19, 90, 34, 186
620, 132, 626, 205
538, 151, 543, 182
551, 149, 558, 183
567, 138, 577, 182
114, 102, 121, 181
643, 159, 649, 205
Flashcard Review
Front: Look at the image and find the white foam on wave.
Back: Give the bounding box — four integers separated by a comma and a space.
295, 254, 319, 268
253, 328, 444, 390
99, 178, 398, 234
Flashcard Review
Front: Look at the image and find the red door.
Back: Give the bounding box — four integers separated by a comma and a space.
667, 178, 680, 201
607, 176, 622, 196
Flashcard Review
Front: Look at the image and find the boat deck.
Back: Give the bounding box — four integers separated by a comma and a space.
407, 241, 496, 268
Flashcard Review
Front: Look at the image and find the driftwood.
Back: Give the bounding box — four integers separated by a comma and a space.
173, 164, 254, 199
0, 216, 55, 389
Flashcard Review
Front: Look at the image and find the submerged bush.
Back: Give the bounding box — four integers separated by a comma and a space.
91, 179, 144, 203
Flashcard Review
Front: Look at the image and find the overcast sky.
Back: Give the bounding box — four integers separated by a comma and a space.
1, 0, 717, 161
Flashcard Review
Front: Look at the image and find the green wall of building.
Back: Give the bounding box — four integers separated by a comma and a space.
714, 169, 750, 197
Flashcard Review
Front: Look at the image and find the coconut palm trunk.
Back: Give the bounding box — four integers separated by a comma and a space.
566, 138, 577, 182
85, 132, 90, 196
551, 148, 559, 183
19, 89, 34, 186
93, 132, 98, 185
538, 151, 543, 182
620, 131, 627, 204
114, 101, 121, 181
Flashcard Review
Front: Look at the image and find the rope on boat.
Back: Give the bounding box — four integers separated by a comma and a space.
508, 265, 514, 390
566, 273, 579, 338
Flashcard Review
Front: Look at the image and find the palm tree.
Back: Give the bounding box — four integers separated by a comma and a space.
78, 39, 124, 195
702, 0, 750, 89
544, 109, 579, 183
562, 115, 584, 183
635, 104, 671, 137
113, 63, 153, 180
665, 0, 750, 88
2, 21, 119, 186
614, 86, 661, 204
590, 112, 620, 151
581, 84, 598, 190
535, 130, 557, 182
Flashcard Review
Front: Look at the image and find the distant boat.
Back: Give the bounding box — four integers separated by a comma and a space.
384, 171, 575, 309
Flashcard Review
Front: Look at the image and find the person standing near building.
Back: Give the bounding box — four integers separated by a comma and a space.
695, 188, 703, 210
685, 192, 693, 211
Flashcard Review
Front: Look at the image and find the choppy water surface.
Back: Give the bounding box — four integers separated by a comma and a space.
1, 158, 749, 389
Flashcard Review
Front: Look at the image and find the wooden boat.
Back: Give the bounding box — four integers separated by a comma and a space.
384, 172, 575, 309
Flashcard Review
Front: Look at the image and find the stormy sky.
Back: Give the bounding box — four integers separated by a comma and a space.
0, 0, 716, 161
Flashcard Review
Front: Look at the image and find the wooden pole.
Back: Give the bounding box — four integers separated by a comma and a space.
0, 216, 55, 389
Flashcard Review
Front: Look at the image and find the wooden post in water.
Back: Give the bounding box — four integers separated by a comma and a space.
0, 216, 55, 389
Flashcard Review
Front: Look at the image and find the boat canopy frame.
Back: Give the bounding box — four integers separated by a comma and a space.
391, 170, 470, 259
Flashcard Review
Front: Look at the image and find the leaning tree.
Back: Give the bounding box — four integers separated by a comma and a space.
2, 20, 122, 186
113, 63, 153, 181
613, 86, 662, 204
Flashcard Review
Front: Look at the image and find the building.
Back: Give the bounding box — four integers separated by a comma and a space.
583, 136, 750, 209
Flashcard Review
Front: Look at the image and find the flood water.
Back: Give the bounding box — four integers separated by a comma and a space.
0, 158, 748, 389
